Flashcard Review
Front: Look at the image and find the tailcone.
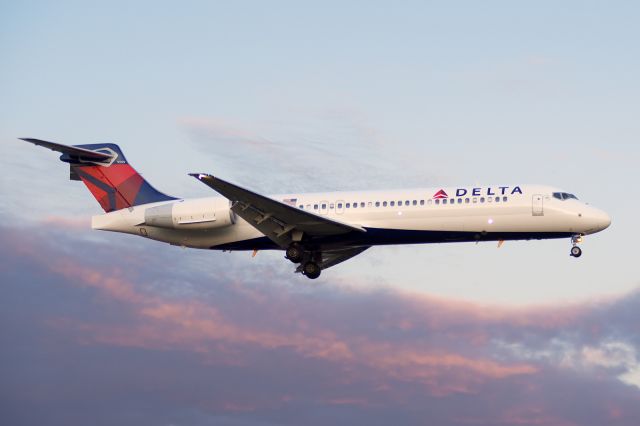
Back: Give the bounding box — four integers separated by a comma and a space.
92, 208, 144, 233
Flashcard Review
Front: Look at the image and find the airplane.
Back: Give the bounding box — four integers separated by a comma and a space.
22, 138, 611, 279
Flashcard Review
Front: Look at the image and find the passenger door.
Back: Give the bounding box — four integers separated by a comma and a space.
532, 194, 544, 216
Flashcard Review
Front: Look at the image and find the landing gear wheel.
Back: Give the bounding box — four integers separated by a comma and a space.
302, 261, 321, 279
285, 243, 304, 263
570, 246, 582, 258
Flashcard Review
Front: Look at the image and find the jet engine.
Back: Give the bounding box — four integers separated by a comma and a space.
144, 198, 235, 230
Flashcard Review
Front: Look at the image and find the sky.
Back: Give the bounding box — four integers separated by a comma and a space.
1, 1, 639, 425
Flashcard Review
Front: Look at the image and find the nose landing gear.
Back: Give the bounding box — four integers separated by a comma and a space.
570, 235, 583, 258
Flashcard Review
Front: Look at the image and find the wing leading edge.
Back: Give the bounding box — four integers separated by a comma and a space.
189, 173, 365, 249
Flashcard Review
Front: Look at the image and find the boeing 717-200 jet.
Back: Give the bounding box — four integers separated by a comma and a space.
22, 138, 611, 279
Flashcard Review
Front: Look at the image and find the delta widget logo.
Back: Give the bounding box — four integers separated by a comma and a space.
432, 189, 448, 199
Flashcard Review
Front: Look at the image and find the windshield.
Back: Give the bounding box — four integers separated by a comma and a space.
552, 192, 579, 201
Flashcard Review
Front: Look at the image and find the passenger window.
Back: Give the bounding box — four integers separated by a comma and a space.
398, 200, 402, 206
404, 200, 409, 206
299, 205, 303, 209
427, 199, 432, 205
465, 198, 470, 204
337, 203, 343, 208
443, 199, 448, 204
375, 201, 380, 207
495, 197, 500, 203
306, 204, 311, 209
472, 198, 477, 203
353, 203, 358, 209
487, 197, 492, 203
435, 199, 440, 205
314, 204, 318, 210
503, 196, 508, 202
413, 200, 417, 206
361, 202, 365, 208
420, 200, 424, 206
346, 203, 350, 208
330, 203, 334, 209
383, 201, 388, 207
322, 204, 327, 209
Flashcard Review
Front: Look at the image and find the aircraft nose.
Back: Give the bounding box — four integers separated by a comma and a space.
590, 208, 611, 232
598, 210, 612, 231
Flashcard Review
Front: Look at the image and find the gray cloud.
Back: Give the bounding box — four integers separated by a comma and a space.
1, 221, 640, 426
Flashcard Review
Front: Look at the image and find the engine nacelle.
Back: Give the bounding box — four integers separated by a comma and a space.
144, 198, 235, 230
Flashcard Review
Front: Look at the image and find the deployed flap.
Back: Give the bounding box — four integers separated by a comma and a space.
190, 173, 365, 248
20, 138, 114, 162
295, 246, 371, 273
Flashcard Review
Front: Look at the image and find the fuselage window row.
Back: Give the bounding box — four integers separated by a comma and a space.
300, 196, 509, 210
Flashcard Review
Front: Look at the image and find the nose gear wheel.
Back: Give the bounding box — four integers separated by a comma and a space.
570, 234, 583, 257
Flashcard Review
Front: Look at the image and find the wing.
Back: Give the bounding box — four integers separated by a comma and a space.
295, 246, 370, 273
190, 173, 365, 248
20, 138, 114, 162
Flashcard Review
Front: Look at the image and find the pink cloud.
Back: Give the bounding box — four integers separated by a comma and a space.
33, 247, 539, 398
5, 223, 640, 424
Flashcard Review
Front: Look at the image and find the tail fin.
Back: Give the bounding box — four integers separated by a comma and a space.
21, 138, 176, 212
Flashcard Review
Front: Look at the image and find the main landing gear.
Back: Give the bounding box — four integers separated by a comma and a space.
570, 234, 583, 258
302, 260, 321, 279
285, 243, 321, 279
285, 243, 304, 263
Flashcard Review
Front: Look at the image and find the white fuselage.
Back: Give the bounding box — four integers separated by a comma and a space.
91, 184, 611, 251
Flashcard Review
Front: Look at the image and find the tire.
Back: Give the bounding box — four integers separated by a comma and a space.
570, 246, 582, 257
285, 244, 303, 263
303, 261, 321, 279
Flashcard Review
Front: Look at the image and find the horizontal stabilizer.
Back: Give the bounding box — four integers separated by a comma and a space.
20, 138, 114, 162
21, 137, 176, 212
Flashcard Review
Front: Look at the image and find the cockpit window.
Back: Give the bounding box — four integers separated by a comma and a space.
553, 192, 579, 201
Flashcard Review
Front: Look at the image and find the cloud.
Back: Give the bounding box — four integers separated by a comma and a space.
2, 221, 640, 425
178, 114, 439, 193
179, 117, 274, 148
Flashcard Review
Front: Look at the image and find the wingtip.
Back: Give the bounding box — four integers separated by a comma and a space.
19, 137, 47, 144
189, 173, 213, 180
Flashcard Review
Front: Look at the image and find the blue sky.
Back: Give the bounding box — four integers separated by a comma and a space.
1, 1, 640, 424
